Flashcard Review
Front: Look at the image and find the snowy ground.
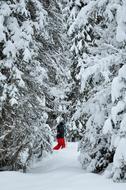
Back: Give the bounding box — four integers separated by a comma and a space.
0, 143, 126, 190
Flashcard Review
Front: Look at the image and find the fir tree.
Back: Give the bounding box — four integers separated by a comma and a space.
65, 0, 126, 181
0, 0, 70, 171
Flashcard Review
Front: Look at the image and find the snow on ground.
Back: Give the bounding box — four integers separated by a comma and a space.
0, 143, 126, 190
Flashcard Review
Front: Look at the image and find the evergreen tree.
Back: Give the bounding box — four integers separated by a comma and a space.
0, 0, 70, 171
65, 0, 126, 181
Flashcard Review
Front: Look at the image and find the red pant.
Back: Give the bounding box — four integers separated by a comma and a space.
53, 138, 66, 150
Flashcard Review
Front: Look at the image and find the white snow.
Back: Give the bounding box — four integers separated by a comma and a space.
111, 101, 125, 123
120, 114, 126, 134
111, 76, 124, 103
116, 2, 126, 42
68, 1, 96, 35
0, 143, 126, 190
103, 117, 112, 134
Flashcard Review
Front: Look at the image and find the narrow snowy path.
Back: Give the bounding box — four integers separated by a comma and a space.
0, 143, 126, 190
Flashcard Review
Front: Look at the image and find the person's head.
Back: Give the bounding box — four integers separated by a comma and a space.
59, 121, 64, 126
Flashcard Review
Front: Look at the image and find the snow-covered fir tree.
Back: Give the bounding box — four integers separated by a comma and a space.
64, 0, 126, 181
0, 0, 70, 171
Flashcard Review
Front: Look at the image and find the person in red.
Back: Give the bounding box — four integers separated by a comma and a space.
53, 121, 66, 150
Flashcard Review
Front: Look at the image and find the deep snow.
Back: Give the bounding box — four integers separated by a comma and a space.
0, 143, 126, 190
